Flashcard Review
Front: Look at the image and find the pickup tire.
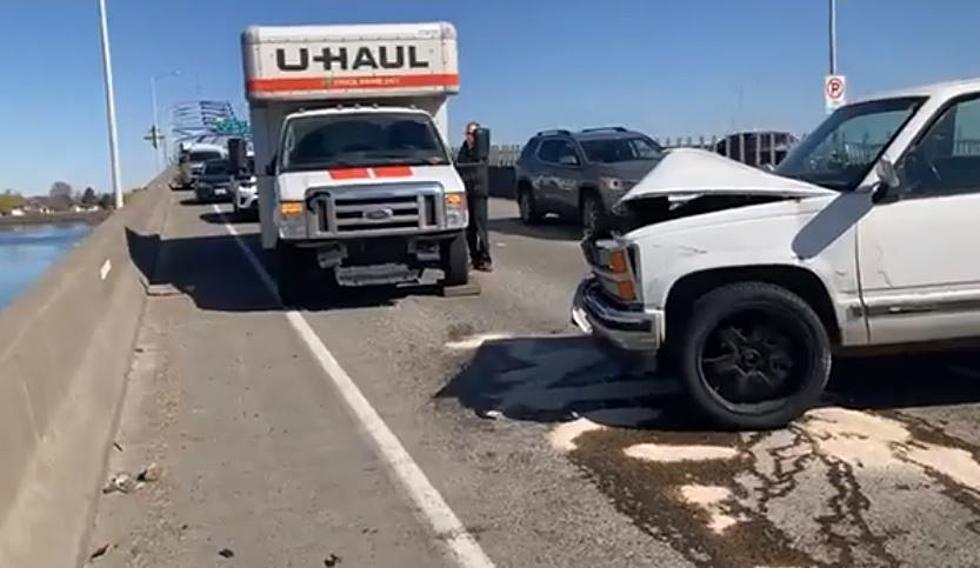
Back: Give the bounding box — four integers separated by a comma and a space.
440, 232, 469, 287
518, 187, 543, 225
677, 282, 831, 429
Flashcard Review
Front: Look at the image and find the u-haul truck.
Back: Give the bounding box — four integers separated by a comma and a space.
240, 22, 468, 304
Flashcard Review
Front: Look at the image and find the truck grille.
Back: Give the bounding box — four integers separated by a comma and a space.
309, 184, 443, 237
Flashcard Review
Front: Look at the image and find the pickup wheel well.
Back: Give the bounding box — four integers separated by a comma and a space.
517, 178, 533, 194
664, 266, 841, 346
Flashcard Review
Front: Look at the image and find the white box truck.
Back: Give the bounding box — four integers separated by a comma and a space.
240, 22, 469, 304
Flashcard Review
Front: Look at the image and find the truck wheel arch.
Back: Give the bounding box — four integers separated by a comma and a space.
663, 265, 842, 346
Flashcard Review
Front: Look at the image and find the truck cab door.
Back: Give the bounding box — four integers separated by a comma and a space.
858, 94, 980, 344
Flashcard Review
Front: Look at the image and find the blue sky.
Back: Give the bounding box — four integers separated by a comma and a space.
2, 0, 980, 195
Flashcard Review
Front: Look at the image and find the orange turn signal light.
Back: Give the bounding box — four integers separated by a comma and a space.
616, 280, 637, 302
445, 193, 465, 207
609, 250, 629, 274
279, 202, 304, 216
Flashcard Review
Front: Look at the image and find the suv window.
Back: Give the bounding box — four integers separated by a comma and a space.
519, 140, 539, 163
900, 95, 980, 197
537, 139, 563, 163
581, 137, 663, 163
555, 141, 580, 166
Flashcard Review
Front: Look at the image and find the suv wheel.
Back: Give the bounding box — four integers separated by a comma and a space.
581, 192, 607, 239
676, 282, 831, 429
518, 188, 543, 225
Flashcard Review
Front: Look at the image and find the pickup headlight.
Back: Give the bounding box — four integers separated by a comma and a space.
445, 192, 468, 229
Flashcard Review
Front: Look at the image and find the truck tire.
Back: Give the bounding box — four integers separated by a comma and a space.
276, 241, 312, 307
518, 187, 543, 225
440, 233, 469, 287
676, 282, 831, 430
581, 191, 608, 239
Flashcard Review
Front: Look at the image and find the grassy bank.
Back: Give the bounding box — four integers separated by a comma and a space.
0, 211, 110, 227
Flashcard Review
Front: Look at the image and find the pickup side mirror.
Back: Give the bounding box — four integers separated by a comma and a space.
559, 154, 580, 167
871, 158, 900, 204
265, 157, 277, 177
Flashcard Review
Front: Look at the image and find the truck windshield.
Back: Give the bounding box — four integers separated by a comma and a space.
776, 97, 925, 191
581, 137, 664, 163
203, 160, 229, 175
281, 112, 450, 172
189, 151, 222, 163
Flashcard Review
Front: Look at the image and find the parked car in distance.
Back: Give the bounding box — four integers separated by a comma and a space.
231, 155, 258, 218
714, 131, 799, 168
515, 127, 664, 237
194, 159, 234, 203
572, 77, 980, 430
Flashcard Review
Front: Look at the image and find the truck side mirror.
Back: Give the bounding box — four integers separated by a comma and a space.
473, 127, 491, 162
871, 158, 899, 204
265, 158, 277, 177
227, 138, 247, 178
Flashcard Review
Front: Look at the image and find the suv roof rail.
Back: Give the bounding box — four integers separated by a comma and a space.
581, 126, 629, 133
535, 129, 571, 137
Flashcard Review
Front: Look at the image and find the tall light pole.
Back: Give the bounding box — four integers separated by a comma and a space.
151, 70, 180, 170
96, 0, 123, 210
829, 0, 838, 74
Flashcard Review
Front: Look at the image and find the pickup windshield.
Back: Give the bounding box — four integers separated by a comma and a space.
776, 97, 925, 191
581, 137, 663, 163
281, 112, 450, 172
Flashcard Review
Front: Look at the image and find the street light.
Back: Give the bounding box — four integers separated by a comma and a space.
96, 0, 123, 210
829, 0, 838, 74
151, 70, 181, 170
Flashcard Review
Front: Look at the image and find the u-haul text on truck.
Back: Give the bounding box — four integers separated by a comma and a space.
240, 22, 468, 304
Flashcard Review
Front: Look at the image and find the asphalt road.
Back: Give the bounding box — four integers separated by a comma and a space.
87, 191, 980, 567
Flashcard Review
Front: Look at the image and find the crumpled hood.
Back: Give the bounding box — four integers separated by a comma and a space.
277, 164, 465, 201
620, 148, 834, 202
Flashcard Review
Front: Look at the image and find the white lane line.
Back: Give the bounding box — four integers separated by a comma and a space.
211, 205, 495, 568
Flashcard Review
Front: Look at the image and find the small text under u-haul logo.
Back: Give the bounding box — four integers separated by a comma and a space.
276, 45, 430, 72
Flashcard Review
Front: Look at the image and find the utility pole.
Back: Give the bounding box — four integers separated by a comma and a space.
97, 0, 123, 210
151, 71, 180, 170
829, 0, 838, 74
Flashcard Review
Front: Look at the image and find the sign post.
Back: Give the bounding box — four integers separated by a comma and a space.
825, 74, 846, 114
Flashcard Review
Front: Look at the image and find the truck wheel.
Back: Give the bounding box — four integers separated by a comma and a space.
276, 242, 312, 307
676, 282, 831, 430
440, 233, 469, 287
518, 188, 543, 225
581, 192, 608, 239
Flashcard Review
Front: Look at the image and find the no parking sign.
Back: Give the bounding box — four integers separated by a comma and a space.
825, 75, 847, 113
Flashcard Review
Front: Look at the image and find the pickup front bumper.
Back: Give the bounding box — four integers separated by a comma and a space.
571, 279, 665, 352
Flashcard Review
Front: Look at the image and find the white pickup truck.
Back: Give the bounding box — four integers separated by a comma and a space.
573, 78, 980, 429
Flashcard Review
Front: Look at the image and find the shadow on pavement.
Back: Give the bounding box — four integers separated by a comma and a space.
488, 216, 582, 243
125, 228, 443, 313
199, 212, 254, 225
437, 334, 980, 432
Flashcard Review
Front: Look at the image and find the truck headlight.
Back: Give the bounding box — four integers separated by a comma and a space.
445, 192, 468, 229
278, 201, 307, 238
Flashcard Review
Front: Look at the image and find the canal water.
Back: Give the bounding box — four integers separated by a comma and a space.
0, 223, 92, 310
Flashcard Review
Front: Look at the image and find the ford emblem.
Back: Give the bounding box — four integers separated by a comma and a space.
364, 207, 394, 221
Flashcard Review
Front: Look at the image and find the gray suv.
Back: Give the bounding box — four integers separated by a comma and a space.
515, 127, 664, 236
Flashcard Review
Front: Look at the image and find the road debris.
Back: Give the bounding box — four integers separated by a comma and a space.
137, 462, 163, 482
324, 553, 343, 566
113, 441, 123, 452
476, 409, 503, 420
103, 473, 137, 495
88, 542, 112, 562
218, 548, 235, 558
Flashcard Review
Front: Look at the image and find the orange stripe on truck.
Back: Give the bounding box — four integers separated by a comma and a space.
328, 168, 371, 180
248, 74, 460, 93
372, 166, 413, 178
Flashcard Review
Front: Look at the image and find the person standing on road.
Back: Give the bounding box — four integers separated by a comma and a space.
457, 121, 493, 272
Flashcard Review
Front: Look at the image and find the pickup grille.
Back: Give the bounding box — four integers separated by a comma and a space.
309, 184, 443, 237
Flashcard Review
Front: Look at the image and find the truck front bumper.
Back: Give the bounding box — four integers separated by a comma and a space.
571, 279, 664, 352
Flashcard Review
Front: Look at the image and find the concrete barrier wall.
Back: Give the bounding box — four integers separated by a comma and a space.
0, 172, 173, 567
